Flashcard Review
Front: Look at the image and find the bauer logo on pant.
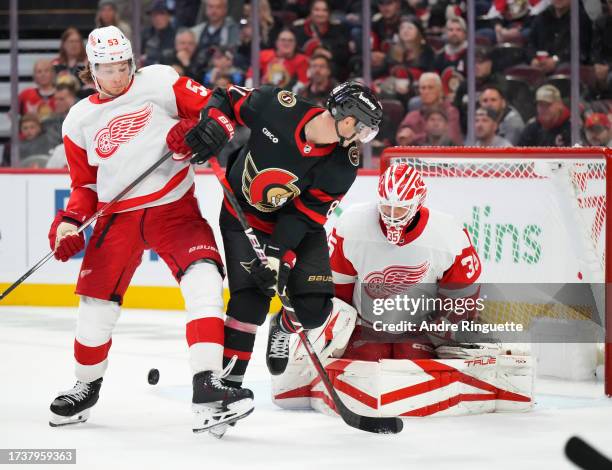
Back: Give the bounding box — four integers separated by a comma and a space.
241, 153, 300, 212
94, 104, 153, 158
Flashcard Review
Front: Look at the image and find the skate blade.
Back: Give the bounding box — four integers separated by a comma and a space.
192, 398, 254, 434
49, 409, 90, 427
207, 408, 253, 439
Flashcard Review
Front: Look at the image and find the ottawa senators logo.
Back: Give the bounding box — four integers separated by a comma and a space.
242, 153, 300, 212
277, 90, 297, 107
348, 145, 360, 166
94, 104, 153, 158
363, 262, 430, 299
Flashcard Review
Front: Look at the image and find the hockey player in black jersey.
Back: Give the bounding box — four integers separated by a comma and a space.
184, 81, 383, 392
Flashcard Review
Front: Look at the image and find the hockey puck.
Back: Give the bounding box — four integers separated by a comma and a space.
147, 368, 160, 385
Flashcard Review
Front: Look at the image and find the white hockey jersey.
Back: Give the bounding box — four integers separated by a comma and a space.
329, 202, 481, 321
62, 64, 211, 221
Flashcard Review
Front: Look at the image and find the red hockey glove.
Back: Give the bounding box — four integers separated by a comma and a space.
186, 108, 235, 165
48, 210, 85, 262
167, 118, 199, 161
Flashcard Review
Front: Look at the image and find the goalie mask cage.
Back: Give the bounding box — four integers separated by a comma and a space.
380, 146, 611, 396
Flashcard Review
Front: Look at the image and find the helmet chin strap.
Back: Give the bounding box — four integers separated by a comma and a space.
335, 119, 356, 147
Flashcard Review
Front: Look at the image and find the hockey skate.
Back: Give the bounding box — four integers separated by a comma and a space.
266, 312, 291, 375
192, 371, 254, 435
49, 378, 103, 427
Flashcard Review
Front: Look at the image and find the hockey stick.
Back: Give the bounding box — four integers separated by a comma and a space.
209, 157, 403, 435
565, 436, 612, 470
0, 150, 175, 301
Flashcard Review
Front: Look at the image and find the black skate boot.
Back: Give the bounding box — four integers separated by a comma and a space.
266, 312, 292, 375
49, 378, 103, 427
192, 371, 254, 435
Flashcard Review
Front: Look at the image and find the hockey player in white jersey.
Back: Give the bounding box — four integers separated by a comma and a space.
47, 26, 252, 434
329, 162, 483, 360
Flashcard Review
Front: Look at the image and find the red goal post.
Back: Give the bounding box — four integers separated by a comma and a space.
380, 146, 612, 396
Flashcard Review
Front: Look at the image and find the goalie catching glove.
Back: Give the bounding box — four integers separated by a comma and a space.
250, 245, 296, 298
48, 210, 85, 262
185, 108, 235, 165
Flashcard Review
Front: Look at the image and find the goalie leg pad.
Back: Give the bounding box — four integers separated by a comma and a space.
180, 261, 225, 374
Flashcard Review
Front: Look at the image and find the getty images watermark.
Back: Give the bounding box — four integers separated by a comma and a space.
359, 283, 606, 344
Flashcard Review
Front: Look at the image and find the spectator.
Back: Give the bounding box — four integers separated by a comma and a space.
388, 16, 435, 73
42, 84, 78, 146
247, 29, 308, 90
527, 0, 592, 74
479, 86, 524, 144
474, 107, 513, 147
243, 0, 283, 49
19, 114, 55, 165
591, 0, 612, 98
52, 27, 87, 83
175, 0, 202, 28
292, 0, 349, 79
454, 47, 507, 133
142, 0, 177, 66
296, 54, 337, 106
372, 0, 404, 52
482, 0, 538, 44
434, 17, 468, 76
518, 84, 571, 146
415, 107, 455, 146
203, 46, 245, 87
400, 72, 463, 144
162, 28, 201, 80
583, 113, 612, 146
96, 1, 132, 41
19, 59, 56, 121
395, 125, 415, 146
191, 0, 240, 70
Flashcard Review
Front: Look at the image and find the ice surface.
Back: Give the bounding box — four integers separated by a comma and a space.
1, 306, 611, 470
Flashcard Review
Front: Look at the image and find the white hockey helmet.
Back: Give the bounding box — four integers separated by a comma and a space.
378, 163, 427, 244
86, 26, 135, 93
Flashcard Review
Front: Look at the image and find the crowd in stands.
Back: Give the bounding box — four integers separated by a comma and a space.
5, 0, 612, 168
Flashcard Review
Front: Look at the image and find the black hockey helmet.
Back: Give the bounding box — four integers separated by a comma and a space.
326, 81, 383, 143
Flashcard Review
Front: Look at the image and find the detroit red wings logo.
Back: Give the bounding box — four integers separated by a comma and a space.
363, 262, 430, 299
94, 104, 153, 158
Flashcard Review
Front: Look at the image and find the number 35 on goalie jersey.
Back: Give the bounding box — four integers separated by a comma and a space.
328, 202, 482, 311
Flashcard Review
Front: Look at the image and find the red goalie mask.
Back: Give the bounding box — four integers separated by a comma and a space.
378, 163, 427, 244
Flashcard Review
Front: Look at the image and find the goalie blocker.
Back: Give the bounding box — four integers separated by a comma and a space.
271, 298, 534, 418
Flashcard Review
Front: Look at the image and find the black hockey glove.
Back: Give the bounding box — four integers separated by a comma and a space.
250, 246, 296, 298
186, 108, 235, 165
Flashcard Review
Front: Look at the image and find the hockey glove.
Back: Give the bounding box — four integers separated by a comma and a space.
250, 246, 296, 298
167, 118, 199, 161
48, 210, 85, 262
186, 108, 235, 165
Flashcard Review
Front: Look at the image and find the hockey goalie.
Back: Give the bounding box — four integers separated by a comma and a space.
271, 163, 534, 418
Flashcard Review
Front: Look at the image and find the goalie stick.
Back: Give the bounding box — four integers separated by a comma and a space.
565, 436, 612, 470
0, 150, 175, 302
209, 157, 403, 435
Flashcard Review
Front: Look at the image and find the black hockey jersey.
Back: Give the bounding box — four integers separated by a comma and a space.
208, 84, 361, 251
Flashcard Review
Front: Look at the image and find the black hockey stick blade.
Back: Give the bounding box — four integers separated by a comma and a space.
565, 436, 612, 470
209, 157, 403, 435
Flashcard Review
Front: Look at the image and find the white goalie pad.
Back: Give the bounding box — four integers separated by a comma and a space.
273, 342, 534, 417
271, 298, 357, 409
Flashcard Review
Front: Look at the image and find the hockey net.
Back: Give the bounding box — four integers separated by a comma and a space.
380, 147, 611, 395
